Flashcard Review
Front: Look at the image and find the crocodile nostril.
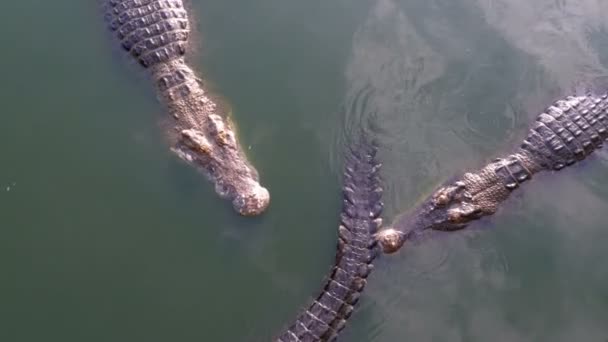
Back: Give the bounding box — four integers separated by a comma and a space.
375, 228, 406, 254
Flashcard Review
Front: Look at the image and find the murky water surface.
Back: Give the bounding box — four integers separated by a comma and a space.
1, 0, 608, 341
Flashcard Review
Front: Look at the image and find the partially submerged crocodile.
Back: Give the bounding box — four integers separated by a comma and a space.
104, 0, 270, 216
102, 2, 384, 340
277, 93, 608, 340
376, 93, 608, 254
101, 2, 608, 341
276, 140, 383, 342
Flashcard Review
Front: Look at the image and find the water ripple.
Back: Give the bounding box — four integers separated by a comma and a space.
330, 0, 608, 340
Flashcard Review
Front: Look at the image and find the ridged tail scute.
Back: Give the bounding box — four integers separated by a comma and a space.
520, 94, 608, 171
276, 141, 383, 342
105, 0, 189, 68
491, 94, 608, 193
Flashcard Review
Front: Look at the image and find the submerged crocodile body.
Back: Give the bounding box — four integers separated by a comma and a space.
104, 0, 269, 216
377, 93, 608, 253
101, 2, 607, 340
276, 140, 383, 342
103, 3, 383, 340
272, 93, 608, 338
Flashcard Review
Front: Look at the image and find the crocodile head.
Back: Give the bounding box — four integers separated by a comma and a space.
174, 128, 271, 216
377, 180, 484, 254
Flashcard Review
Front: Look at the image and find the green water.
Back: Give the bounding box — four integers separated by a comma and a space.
1, 0, 608, 341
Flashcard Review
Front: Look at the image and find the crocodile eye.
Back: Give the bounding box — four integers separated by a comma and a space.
448, 209, 462, 223
432, 182, 467, 207
432, 187, 452, 206
435, 193, 450, 206
447, 203, 482, 223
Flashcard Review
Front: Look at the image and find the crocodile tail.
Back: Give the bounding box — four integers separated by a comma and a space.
276, 139, 383, 342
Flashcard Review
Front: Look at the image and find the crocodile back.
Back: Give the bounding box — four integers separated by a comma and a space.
105, 0, 190, 68
519, 94, 608, 171
276, 140, 383, 342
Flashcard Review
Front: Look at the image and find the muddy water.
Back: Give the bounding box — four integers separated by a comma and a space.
0, 0, 607, 341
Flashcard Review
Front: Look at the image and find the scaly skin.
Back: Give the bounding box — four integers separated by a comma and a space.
377, 94, 608, 253
105, 3, 385, 339
104, 0, 270, 216
276, 141, 383, 342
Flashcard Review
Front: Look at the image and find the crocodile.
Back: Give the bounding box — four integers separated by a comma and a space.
376, 93, 608, 253
276, 139, 384, 342
278, 92, 608, 339
104, 0, 270, 216
103, 2, 385, 340
101, 2, 606, 340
